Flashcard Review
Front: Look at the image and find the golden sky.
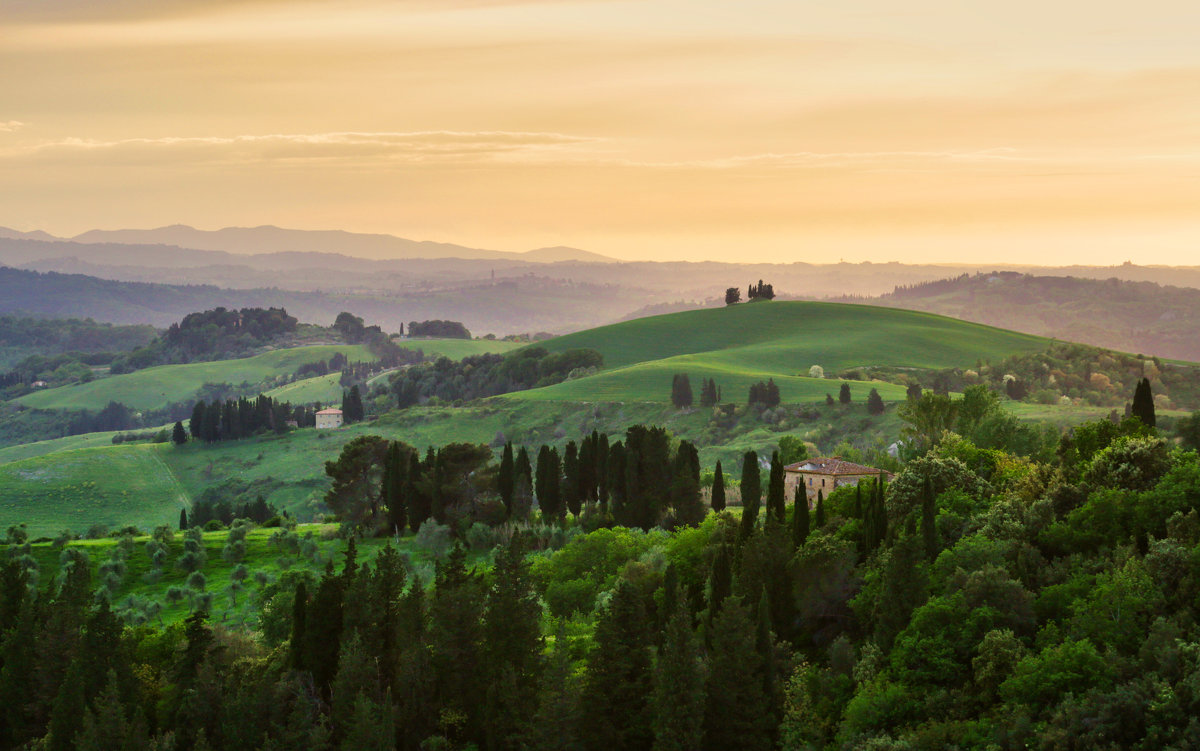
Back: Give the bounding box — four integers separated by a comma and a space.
2, 0, 1199, 263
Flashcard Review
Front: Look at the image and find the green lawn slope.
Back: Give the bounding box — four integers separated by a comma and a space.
16, 344, 376, 412
0, 444, 187, 536
516, 301, 1048, 403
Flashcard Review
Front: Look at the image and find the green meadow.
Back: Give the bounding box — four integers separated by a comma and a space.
17, 344, 376, 412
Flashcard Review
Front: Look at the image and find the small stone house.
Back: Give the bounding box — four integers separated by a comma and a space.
784, 457, 892, 505
315, 408, 344, 429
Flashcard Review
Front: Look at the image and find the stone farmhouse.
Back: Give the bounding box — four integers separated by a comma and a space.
315, 408, 344, 429
784, 457, 893, 505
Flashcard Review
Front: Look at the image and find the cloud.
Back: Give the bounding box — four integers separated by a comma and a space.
0, 121, 26, 133
4, 130, 603, 166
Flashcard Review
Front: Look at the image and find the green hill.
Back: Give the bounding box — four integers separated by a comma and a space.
0, 444, 186, 535
16, 344, 376, 412
518, 301, 1048, 402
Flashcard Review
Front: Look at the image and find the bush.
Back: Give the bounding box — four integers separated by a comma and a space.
415, 520, 453, 558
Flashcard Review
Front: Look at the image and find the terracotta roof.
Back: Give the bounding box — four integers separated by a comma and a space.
783, 457, 890, 477
316, 408, 343, 415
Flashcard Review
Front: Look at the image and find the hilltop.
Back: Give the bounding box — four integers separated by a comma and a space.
523, 300, 1048, 403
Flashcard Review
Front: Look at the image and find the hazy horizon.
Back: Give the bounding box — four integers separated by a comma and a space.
4, 0, 1199, 264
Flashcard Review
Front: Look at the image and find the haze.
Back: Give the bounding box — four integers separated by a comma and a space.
3, 0, 1199, 264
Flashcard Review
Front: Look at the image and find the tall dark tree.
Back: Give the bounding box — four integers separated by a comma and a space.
725, 287, 741, 305
671, 441, 705, 526
839, 382, 852, 405
653, 594, 705, 751
1131, 377, 1157, 428
498, 442, 515, 518
922, 473, 938, 562
867, 387, 885, 415
406, 451, 429, 532
766, 451, 786, 525
383, 442, 409, 535
792, 485, 809, 550
738, 451, 761, 539
482, 536, 544, 750
562, 441, 582, 517
815, 489, 825, 529
671, 374, 694, 409
711, 460, 726, 512
579, 579, 654, 751
702, 596, 774, 751
189, 403, 204, 439
179, 508, 188, 530
536, 446, 563, 520
324, 435, 390, 531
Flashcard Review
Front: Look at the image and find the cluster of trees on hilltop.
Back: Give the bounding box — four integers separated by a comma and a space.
724, 279, 776, 304
390, 347, 602, 407
187, 395, 315, 443
110, 306, 299, 372
406, 319, 471, 339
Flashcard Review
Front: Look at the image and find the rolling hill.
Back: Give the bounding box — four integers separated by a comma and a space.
17, 344, 375, 412
520, 300, 1049, 402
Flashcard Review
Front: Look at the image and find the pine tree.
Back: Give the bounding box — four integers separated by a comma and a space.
580, 579, 653, 751
702, 596, 774, 751
653, 594, 705, 751
815, 489, 825, 528
738, 451, 761, 540
792, 485, 809, 550
671, 373, 694, 409
498, 442, 515, 517
483, 535, 544, 749
527, 621, 581, 751
706, 544, 732, 628
179, 508, 188, 530
711, 460, 726, 512
839, 382, 852, 404
922, 473, 938, 561
767, 451, 785, 525
172, 421, 187, 445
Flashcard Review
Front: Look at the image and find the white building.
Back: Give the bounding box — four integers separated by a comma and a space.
315, 408, 344, 429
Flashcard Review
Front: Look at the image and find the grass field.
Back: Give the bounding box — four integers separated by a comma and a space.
0, 425, 172, 465
525, 301, 1048, 405
0, 444, 187, 536
408, 337, 522, 360
16, 344, 377, 412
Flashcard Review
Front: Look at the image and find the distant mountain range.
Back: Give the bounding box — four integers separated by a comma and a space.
0, 224, 615, 263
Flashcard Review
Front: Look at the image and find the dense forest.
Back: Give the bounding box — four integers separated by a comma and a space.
5, 384, 1200, 748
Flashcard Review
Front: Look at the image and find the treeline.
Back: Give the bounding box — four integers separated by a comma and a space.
670, 374, 723, 408
325, 426, 707, 536
187, 395, 315, 443
406, 319, 471, 339
748, 377, 781, 407
391, 347, 602, 407
184, 495, 280, 529
111, 306, 299, 373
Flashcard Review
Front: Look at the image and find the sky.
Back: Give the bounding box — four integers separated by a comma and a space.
2, 0, 1199, 264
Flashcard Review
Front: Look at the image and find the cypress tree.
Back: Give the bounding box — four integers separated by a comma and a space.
922, 474, 938, 561
1131, 377, 1157, 427
406, 452, 428, 533
189, 402, 204, 439
867, 387, 885, 415
596, 432, 610, 508
839, 382, 851, 404
580, 579, 654, 750
702, 596, 774, 751
755, 587, 779, 719
711, 460, 726, 512
738, 451, 761, 539
172, 421, 187, 445
767, 451, 785, 525
815, 489, 825, 529
562, 441, 582, 517
385, 443, 408, 535
498, 442, 514, 517
179, 508, 188, 530
653, 594, 705, 751
291, 581, 308, 671
706, 544, 732, 627
792, 485, 809, 550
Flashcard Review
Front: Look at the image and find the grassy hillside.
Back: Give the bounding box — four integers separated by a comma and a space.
15, 344, 375, 412
0, 444, 186, 536
527, 301, 1047, 403
541, 300, 1047, 371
